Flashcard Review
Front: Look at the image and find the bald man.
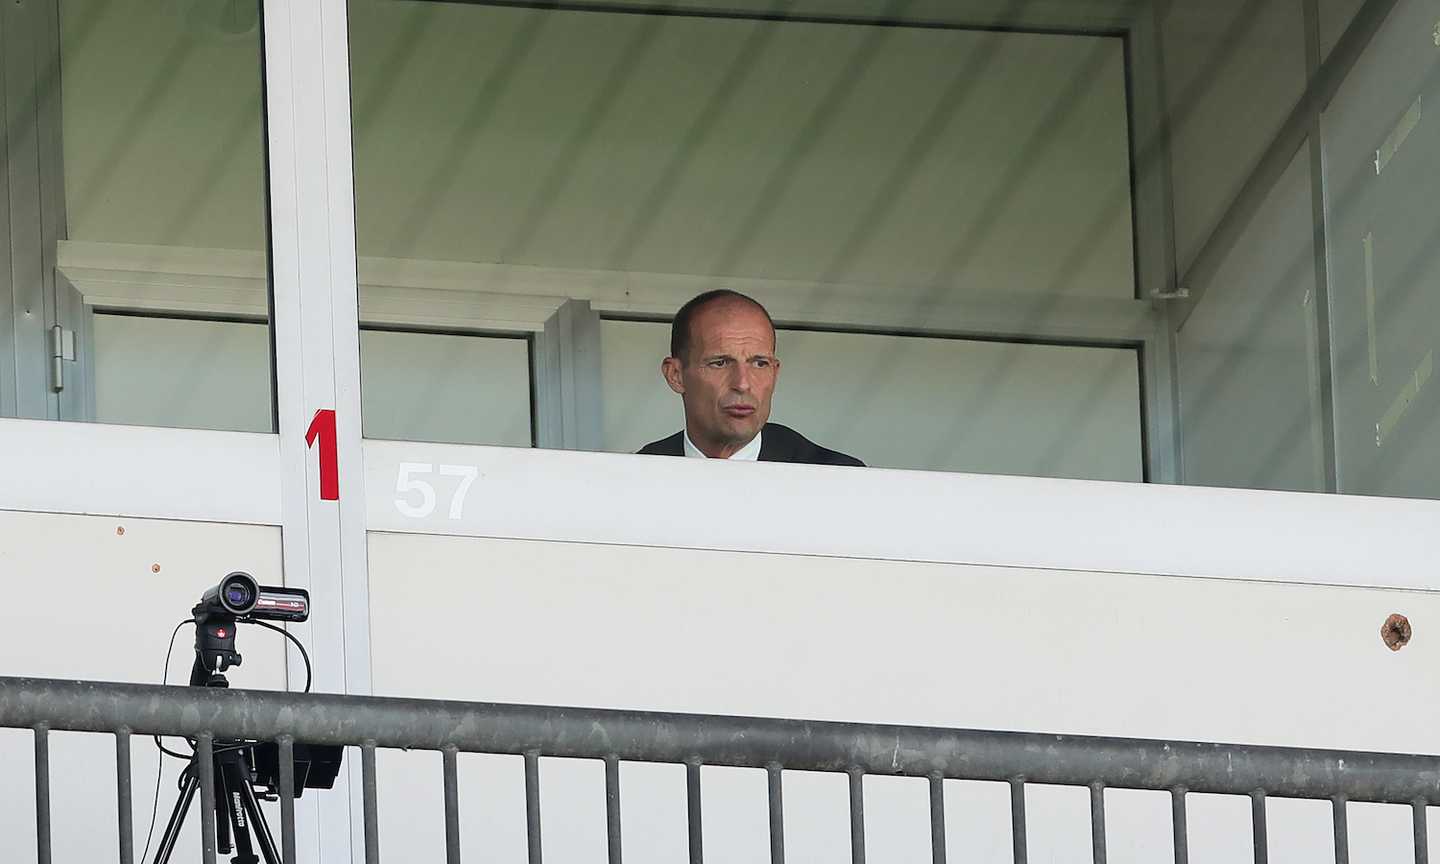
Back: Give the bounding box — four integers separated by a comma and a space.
638, 290, 863, 467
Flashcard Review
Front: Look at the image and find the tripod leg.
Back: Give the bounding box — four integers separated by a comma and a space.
151, 770, 199, 864
219, 755, 260, 864
227, 748, 282, 864
216, 756, 234, 856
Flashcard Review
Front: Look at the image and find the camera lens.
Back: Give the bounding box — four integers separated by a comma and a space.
218, 572, 258, 614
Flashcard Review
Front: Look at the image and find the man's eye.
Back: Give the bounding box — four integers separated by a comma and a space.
707, 359, 727, 368
753, 358, 771, 368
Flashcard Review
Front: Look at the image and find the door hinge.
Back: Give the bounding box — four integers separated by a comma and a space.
50, 325, 75, 393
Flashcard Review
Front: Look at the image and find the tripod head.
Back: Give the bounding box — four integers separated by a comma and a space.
190, 572, 310, 686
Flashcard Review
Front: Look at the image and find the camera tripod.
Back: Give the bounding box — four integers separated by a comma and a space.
150, 663, 282, 864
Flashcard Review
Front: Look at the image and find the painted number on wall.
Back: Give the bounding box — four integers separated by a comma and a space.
394, 463, 479, 520
305, 408, 340, 501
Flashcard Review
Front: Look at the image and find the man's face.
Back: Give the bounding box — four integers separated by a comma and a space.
662, 301, 779, 456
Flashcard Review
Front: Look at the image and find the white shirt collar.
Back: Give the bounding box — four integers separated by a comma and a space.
684, 428, 762, 461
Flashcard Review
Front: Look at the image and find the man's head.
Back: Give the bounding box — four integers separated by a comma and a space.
662, 290, 780, 458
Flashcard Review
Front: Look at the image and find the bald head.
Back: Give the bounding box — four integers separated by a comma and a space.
669, 290, 776, 364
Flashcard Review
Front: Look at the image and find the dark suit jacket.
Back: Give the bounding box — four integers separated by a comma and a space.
638, 423, 864, 467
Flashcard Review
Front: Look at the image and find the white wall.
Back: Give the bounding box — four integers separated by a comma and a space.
0, 510, 285, 864
602, 319, 1143, 480
365, 531, 1440, 862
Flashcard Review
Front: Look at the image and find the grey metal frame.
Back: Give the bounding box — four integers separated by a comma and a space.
3, 675, 1437, 864
0, 0, 67, 421
533, 299, 604, 451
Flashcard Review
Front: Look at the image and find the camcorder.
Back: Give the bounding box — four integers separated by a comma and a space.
191, 572, 308, 680
149, 572, 340, 864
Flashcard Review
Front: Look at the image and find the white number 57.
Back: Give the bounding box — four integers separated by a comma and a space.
394, 462, 478, 520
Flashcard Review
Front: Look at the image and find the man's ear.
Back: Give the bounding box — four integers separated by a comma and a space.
661, 356, 685, 395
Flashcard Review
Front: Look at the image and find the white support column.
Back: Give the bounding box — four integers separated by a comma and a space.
262, 0, 369, 860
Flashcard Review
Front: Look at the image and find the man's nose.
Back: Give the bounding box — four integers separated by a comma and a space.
731, 364, 752, 392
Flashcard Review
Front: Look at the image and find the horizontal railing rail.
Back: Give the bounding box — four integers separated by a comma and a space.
1, 675, 1435, 864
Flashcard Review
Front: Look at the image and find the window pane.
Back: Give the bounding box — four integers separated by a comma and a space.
347, 0, 1139, 476
345, 0, 1440, 500
92, 314, 271, 432
1319, 0, 1440, 499
0, 0, 275, 430
602, 319, 1142, 480
359, 329, 532, 446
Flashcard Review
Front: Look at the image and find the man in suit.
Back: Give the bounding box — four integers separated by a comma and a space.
638, 290, 864, 467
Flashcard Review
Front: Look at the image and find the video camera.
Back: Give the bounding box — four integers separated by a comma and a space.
191, 572, 308, 680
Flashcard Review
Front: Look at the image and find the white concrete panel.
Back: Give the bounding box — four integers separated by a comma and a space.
1321, 0, 1440, 500
0, 416, 281, 524
359, 328, 532, 446
363, 439, 1440, 589
0, 510, 285, 864
366, 531, 1440, 860
601, 319, 1143, 481
93, 313, 273, 433
348, 5, 1134, 300
1162, 0, 1307, 276
1177, 150, 1324, 493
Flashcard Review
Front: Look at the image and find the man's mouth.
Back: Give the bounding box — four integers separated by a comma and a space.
723, 405, 756, 418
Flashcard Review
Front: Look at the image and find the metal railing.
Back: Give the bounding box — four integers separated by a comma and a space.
2, 675, 1439, 864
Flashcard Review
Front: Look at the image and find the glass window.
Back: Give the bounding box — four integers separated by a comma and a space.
0, 0, 277, 431
344, 0, 1440, 500
347, 0, 1139, 468
601, 319, 1142, 480
359, 328, 532, 446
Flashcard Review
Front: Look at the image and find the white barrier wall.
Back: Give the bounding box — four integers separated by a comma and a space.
363, 531, 1439, 863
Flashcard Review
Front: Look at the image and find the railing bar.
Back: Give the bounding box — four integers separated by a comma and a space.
605, 755, 622, 864
279, 736, 298, 864
686, 760, 703, 864
1171, 788, 1189, 864
929, 773, 946, 864
197, 733, 217, 864
116, 729, 134, 864
1333, 795, 1349, 864
1011, 779, 1027, 864
1090, 782, 1107, 864
34, 724, 51, 864
1414, 799, 1428, 864
1251, 791, 1268, 864
363, 742, 380, 864
767, 763, 785, 864
849, 769, 866, 864
10, 676, 1440, 805
525, 750, 543, 864
443, 746, 462, 864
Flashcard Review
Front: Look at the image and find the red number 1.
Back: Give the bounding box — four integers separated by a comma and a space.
304, 408, 340, 501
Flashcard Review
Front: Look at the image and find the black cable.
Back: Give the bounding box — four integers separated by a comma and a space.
250, 619, 313, 693
141, 618, 194, 864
